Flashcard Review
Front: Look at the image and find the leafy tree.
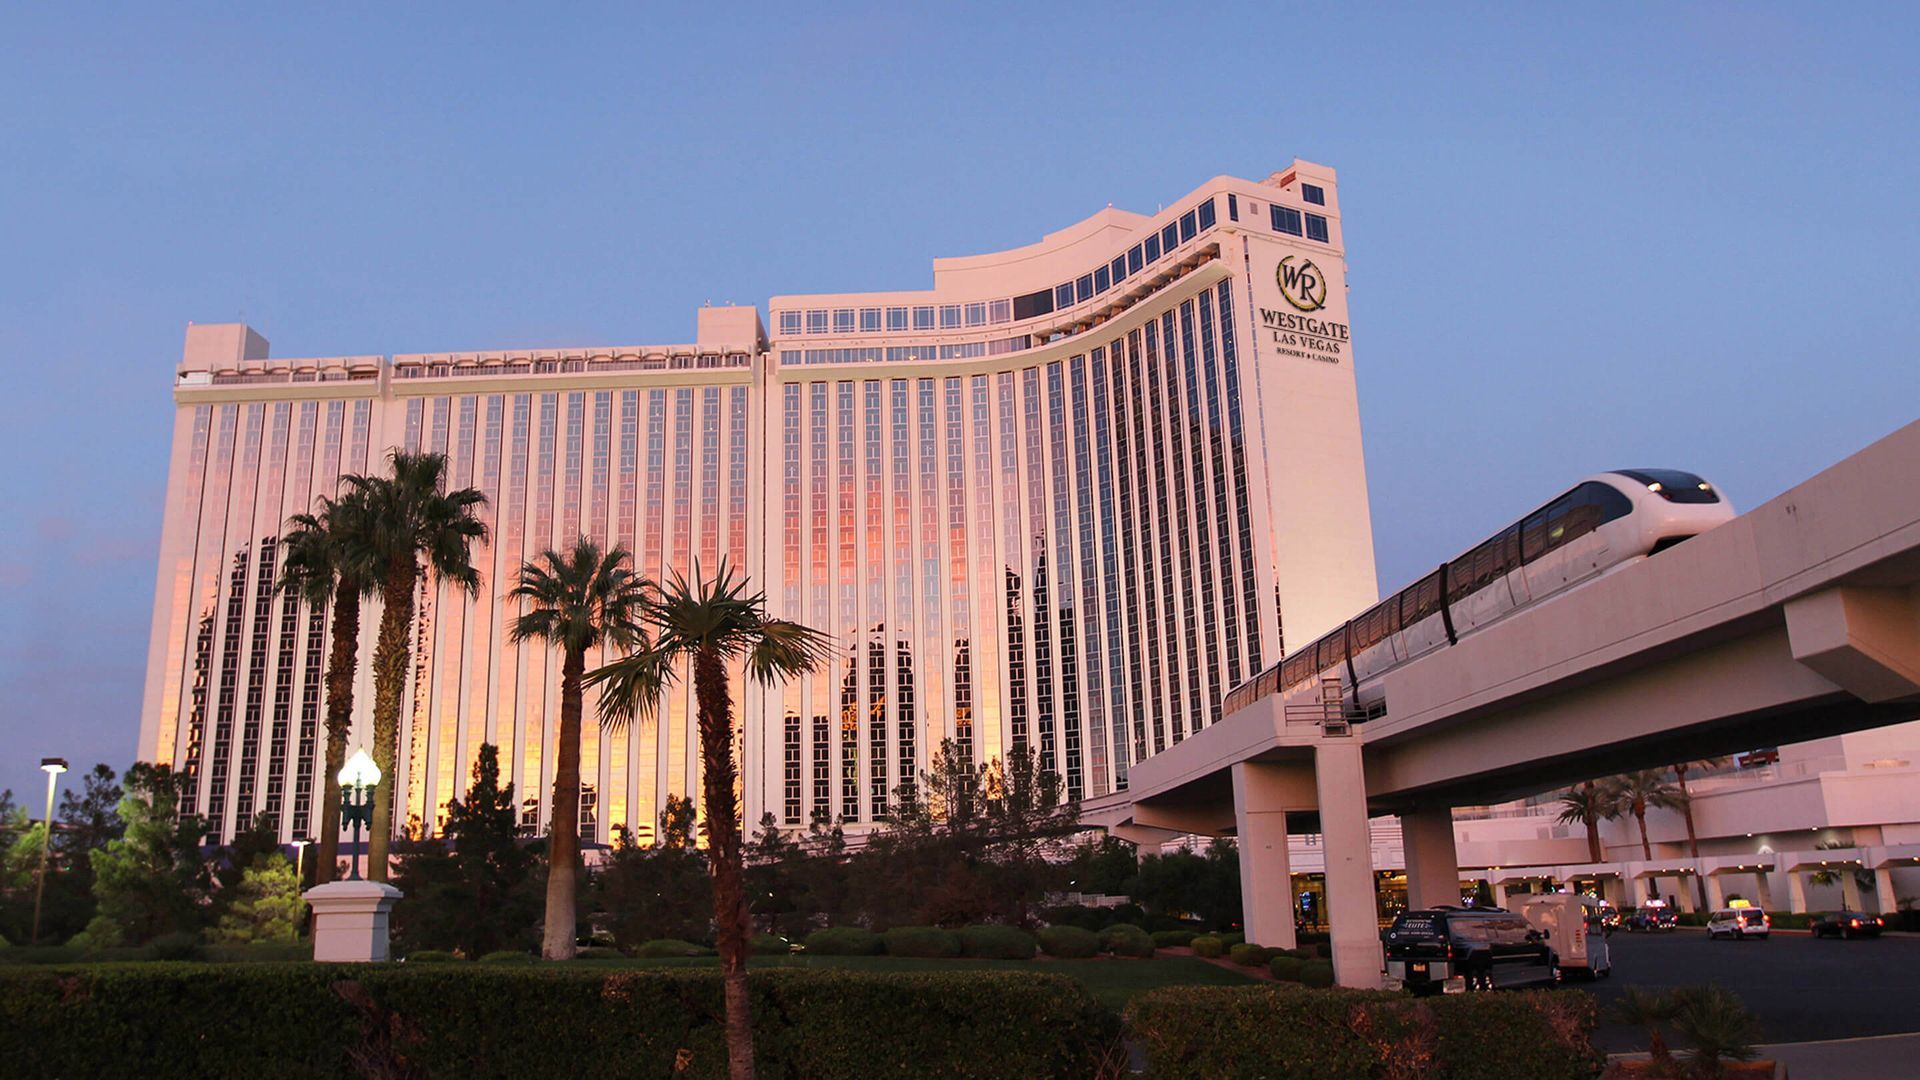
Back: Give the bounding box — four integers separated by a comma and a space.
597, 812, 713, 951
391, 744, 540, 957
507, 537, 650, 959
209, 853, 304, 944
744, 814, 804, 935
589, 561, 830, 1080
659, 794, 699, 850
81, 764, 212, 945
1554, 781, 1611, 864
280, 488, 377, 885
1065, 834, 1138, 898
1809, 839, 1876, 897
340, 451, 488, 882
1131, 840, 1243, 930
1600, 770, 1686, 862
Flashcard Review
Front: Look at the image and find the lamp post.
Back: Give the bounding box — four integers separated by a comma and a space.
31, 757, 68, 946
337, 750, 381, 881
293, 837, 311, 885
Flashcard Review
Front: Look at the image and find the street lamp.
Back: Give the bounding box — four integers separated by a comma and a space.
31, 757, 68, 945
293, 837, 311, 884
337, 750, 381, 881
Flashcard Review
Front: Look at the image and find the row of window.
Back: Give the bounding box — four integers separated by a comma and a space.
776, 335, 1031, 366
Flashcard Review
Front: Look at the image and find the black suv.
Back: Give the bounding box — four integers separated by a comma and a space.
1384, 907, 1558, 995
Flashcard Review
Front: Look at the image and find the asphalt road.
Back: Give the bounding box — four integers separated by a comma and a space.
1581, 929, 1920, 1052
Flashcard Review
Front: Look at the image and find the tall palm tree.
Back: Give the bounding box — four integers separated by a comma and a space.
587, 561, 830, 1080
278, 490, 376, 885
1554, 781, 1610, 864
341, 451, 488, 882
1671, 757, 1728, 858
1600, 770, 1687, 862
507, 537, 651, 960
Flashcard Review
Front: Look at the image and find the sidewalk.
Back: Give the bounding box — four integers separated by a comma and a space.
1611, 1032, 1920, 1078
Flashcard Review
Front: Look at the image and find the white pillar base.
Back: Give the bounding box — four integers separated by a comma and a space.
1787, 871, 1809, 914
1315, 743, 1381, 988
305, 880, 404, 963
1875, 868, 1898, 915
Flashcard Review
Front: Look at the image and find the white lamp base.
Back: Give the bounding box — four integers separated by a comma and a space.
304, 880, 404, 962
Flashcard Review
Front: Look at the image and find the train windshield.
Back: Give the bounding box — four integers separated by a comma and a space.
1614, 468, 1721, 504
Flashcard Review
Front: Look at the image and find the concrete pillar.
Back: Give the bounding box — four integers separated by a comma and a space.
1673, 878, 1696, 914
1753, 872, 1776, 911
1492, 881, 1509, 908
1841, 870, 1865, 911
1874, 869, 1898, 915
1401, 806, 1461, 912
1314, 742, 1380, 988
1705, 874, 1725, 910
1787, 871, 1808, 914
1231, 761, 1297, 949
305, 880, 402, 962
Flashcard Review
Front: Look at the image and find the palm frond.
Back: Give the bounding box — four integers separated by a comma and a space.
585, 649, 677, 729
745, 618, 834, 684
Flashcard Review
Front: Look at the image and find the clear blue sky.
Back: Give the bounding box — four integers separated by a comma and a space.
2, 5, 1916, 804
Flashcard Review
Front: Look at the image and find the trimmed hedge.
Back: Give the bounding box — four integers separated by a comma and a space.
633, 939, 714, 958
803, 927, 882, 956
1100, 924, 1155, 959
1189, 935, 1225, 959
405, 950, 463, 964
1151, 930, 1197, 948
1128, 984, 1602, 1079
0, 965, 1120, 1078
958, 925, 1038, 960
1298, 961, 1334, 989
883, 927, 962, 959
1228, 944, 1274, 968
1036, 925, 1101, 959
749, 934, 791, 956
1217, 931, 1246, 947
1268, 955, 1304, 982
478, 950, 533, 965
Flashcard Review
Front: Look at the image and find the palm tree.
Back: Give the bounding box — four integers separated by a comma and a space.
1600, 770, 1687, 862
507, 538, 651, 960
1671, 757, 1728, 858
278, 490, 376, 885
341, 451, 488, 882
1554, 781, 1610, 864
587, 561, 830, 1080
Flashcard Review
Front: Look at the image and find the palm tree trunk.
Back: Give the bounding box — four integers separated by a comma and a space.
1582, 781, 1603, 863
1676, 766, 1700, 858
542, 646, 586, 960
1635, 808, 1652, 861
367, 558, 417, 883
314, 583, 361, 886
694, 645, 754, 1080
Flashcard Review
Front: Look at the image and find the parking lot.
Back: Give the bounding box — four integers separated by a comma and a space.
1584, 929, 1920, 1052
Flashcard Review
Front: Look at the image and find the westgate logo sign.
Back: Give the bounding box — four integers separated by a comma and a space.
1276, 256, 1327, 312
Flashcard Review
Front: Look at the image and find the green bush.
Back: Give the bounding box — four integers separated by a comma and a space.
1100, 924, 1155, 958
405, 949, 463, 963
1110, 903, 1147, 925
1189, 934, 1225, 959
1768, 912, 1812, 930
0, 966, 1120, 1078
749, 934, 791, 956
1128, 986, 1602, 1079
1298, 960, 1335, 988
1040, 904, 1113, 931
804, 927, 882, 956
201, 942, 309, 963
1268, 955, 1305, 982
1228, 943, 1274, 968
1217, 931, 1246, 947
883, 926, 962, 959
574, 946, 623, 960
1036, 925, 1101, 959
1150, 930, 1196, 948
633, 938, 714, 958
148, 932, 204, 962
959, 925, 1037, 960
478, 950, 534, 964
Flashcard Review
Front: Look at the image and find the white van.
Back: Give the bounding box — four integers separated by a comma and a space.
1519, 894, 1613, 980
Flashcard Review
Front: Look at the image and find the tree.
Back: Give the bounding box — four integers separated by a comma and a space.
507, 537, 650, 959
1065, 834, 1138, 898
1611, 987, 1679, 1073
589, 561, 830, 1080
1808, 840, 1876, 898
280, 489, 377, 885
390, 744, 540, 957
1600, 770, 1687, 862
744, 814, 804, 935
81, 764, 213, 945
1671, 757, 1728, 859
209, 853, 304, 944
1554, 781, 1610, 864
340, 451, 488, 882
597, 810, 713, 952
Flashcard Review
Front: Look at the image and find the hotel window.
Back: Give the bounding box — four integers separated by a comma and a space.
1093, 266, 1110, 293
1161, 223, 1179, 251
834, 309, 855, 333
1110, 254, 1126, 283
964, 301, 987, 327
989, 298, 1011, 324
1128, 243, 1145, 273
1055, 283, 1074, 309
1013, 289, 1053, 320
886, 306, 908, 331
913, 305, 935, 330
1075, 274, 1094, 303
807, 309, 829, 334
1271, 205, 1303, 236
1302, 183, 1326, 205
1179, 210, 1197, 242
1305, 213, 1329, 243
939, 304, 962, 328
1144, 233, 1161, 262
1197, 199, 1216, 229
778, 311, 801, 335
860, 308, 881, 332
1227, 193, 1239, 221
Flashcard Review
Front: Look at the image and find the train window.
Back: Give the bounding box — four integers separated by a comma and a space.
1583, 481, 1635, 524
1520, 504, 1555, 562
1402, 570, 1443, 625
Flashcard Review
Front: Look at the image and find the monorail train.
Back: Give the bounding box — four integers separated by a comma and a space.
1222, 469, 1737, 720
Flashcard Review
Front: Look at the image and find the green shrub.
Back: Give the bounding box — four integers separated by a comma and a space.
883, 926, 962, 959
1298, 960, 1335, 988
1189, 934, 1225, 959
574, 946, 623, 960
1150, 930, 1196, 948
149, 932, 204, 962
804, 927, 882, 956
1268, 955, 1305, 982
959, 925, 1037, 960
1040, 904, 1113, 931
0, 966, 1119, 1078
1128, 986, 1602, 1079
1768, 912, 1812, 930
1110, 903, 1146, 925
478, 950, 534, 964
1036, 925, 1101, 959
1217, 931, 1246, 947
201, 942, 310, 963
405, 949, 463, 963
1228, 943, 1274, 968
1100, 924, 1155, 958
749, 934, 791, 956
633, 938, 714, 958
1268, 946, 1310, 961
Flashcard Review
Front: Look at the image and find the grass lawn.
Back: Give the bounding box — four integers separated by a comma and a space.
566, 953, 1257, 1010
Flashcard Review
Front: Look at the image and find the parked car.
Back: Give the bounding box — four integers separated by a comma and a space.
1384, 907, 1558, 995
1706, 906, 1771, 940
1625, 901, 1678, 932
1808, 911, 1885, 939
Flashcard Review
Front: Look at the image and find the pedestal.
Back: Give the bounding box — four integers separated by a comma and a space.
305, 880, 403, 962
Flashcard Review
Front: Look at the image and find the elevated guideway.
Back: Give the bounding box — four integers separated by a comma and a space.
1082, 419, 1920, 986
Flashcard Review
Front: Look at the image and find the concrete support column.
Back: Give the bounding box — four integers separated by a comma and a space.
1492, 881, 1509, 908
1673, 879, 1697, 914
1314, 742, 1380, 988
1787, 871, 1808, 914
1231, 762, 1297, 949
1705, 875, 1726, 910
1841, 870, 1865, 911
1401, 806, 1460, 912
1874, 869, 1898, 914
1753, 872, 1776, 911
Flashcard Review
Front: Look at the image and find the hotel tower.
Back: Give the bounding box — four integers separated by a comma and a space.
139, 161, 1378, 843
